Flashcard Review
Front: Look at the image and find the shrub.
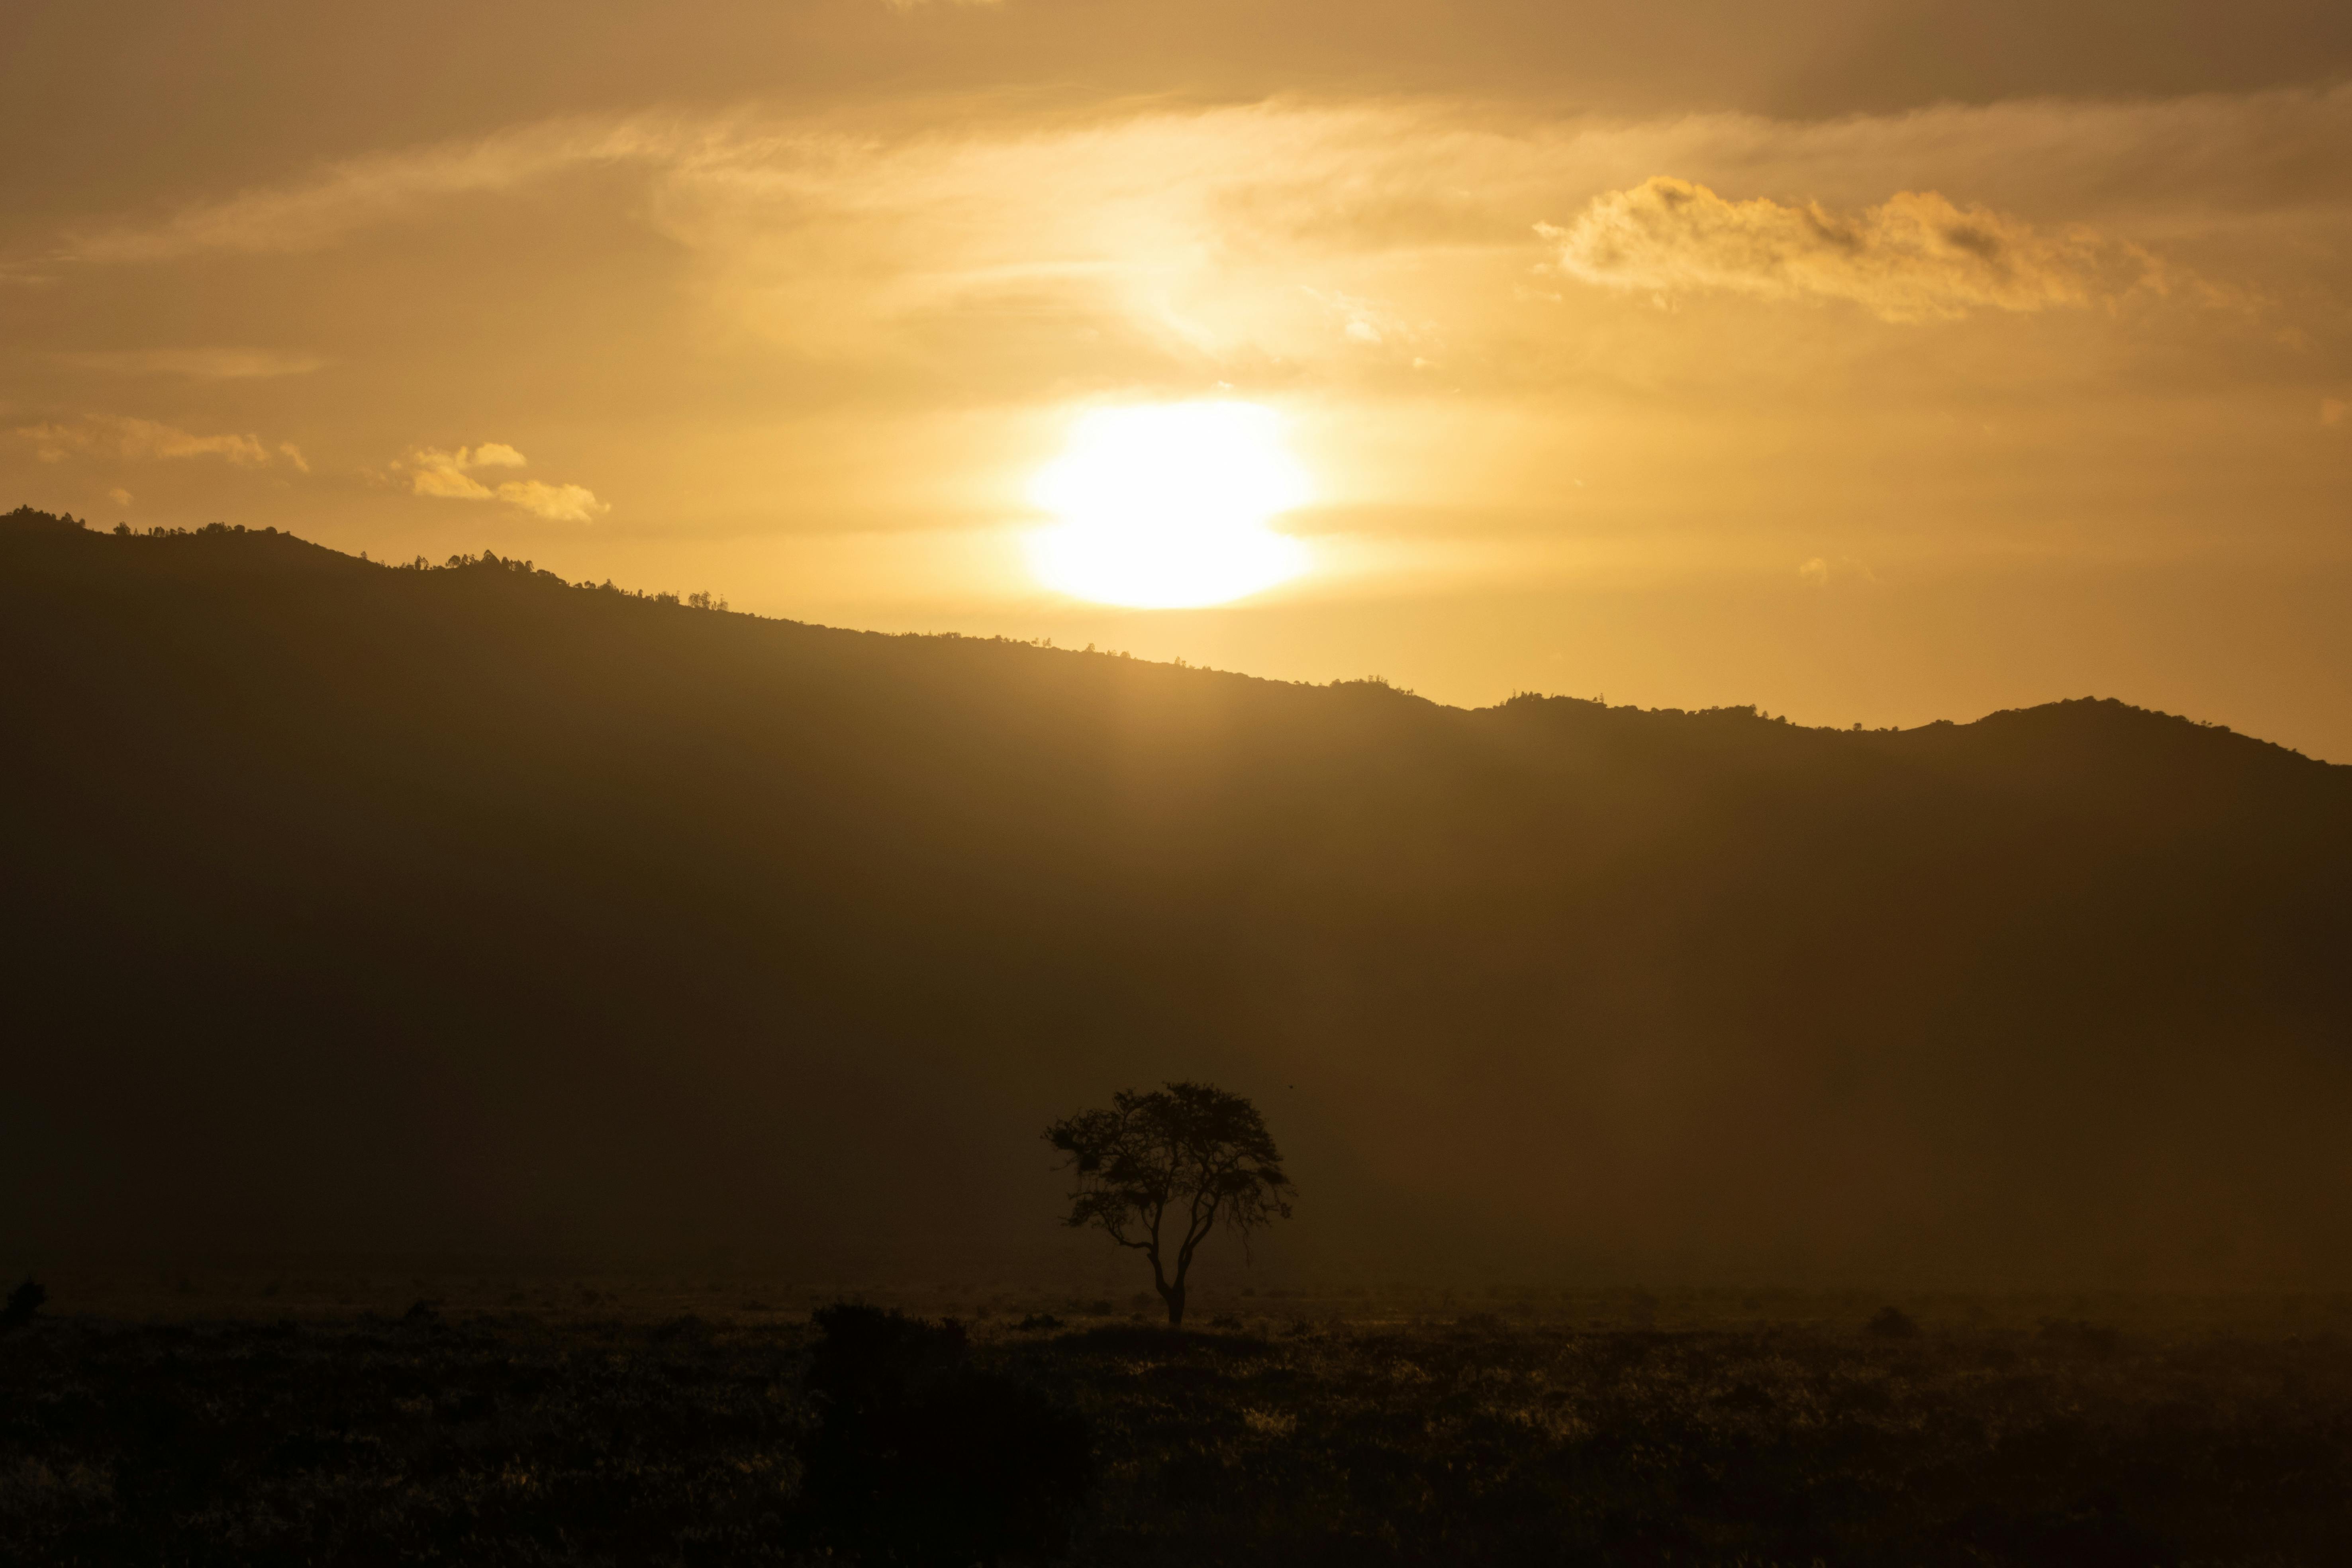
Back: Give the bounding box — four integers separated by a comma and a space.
800, 1303, 1093, 1565
0, 1278, 45, 1332
2038, 1318, 2122, 1356
1867, 1305, 1921, 1339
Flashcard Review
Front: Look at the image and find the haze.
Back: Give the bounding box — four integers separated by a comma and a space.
6, 0, 2351, 755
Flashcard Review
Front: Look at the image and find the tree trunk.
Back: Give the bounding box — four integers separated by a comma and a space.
1160, 1280, 1186, 1327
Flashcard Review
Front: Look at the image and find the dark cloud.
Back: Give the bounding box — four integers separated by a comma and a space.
6, 0, 2350, 232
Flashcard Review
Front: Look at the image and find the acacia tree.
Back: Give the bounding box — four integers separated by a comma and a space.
1044, 1082, 1294, 1327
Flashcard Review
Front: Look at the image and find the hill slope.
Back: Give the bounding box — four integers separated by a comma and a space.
5, 508, 2349, 1284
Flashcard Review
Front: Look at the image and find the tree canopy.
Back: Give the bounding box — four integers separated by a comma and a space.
1045, 1082, 1294, 1326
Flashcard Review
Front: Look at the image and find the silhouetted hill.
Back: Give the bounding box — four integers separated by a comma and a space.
5, 506, 2349, 1284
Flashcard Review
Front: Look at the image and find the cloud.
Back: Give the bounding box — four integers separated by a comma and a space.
1301, 288, 1428, 352
411, 443, 528, 474
490, 480, 608, 522
402, 443, 606, 522
411, 464, 492, 500
12, 90, 2323, 587
25, 92, 2292, 381
107, 487, 132, 506
1541, 176, 2138, 321
50, 120, 687, 265
13, 415, 286, 466
1799, 555, 1880, 587
56, 347, 328, 379
406, 443, 530, 497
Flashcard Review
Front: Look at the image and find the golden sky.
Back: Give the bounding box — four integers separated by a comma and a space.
7, 1, 2352, 753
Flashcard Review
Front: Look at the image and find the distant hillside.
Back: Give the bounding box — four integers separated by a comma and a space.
5, 506, 2349, 1285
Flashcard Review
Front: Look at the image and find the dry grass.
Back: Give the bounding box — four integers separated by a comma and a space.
4, 1284, 2350, 1564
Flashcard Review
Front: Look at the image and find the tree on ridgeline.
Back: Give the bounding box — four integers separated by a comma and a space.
1044, 1082, 1293, 1327
2, 506, 86, 534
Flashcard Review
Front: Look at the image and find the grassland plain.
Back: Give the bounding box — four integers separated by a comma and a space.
4, 1278, 2350, 1565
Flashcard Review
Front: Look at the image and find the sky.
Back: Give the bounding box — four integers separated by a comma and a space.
6, 1, 2352, 756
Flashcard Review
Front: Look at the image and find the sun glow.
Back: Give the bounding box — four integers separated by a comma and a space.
1026, 402, 1313, 608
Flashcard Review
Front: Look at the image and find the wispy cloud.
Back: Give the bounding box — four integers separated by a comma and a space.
1799, 555, 1879, 587
52, 120, 688, 264
27, 94, 2297, 368
490, 480, 608, 522
13, 414, 303, 468
400, 443, 607, 522
409, 443, 529, 488
55, 347, 329, 379
1539, 177, 2153, 321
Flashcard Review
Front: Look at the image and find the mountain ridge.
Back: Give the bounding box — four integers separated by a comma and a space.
9, 504, 2330, 765
6, 506, 2349, 1286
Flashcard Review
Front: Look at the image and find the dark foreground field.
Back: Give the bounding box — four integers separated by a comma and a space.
6, 1285, 2352, 1566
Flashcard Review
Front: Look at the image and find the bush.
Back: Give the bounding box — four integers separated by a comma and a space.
1, 1278, 45, 1332
1867, 1305, 1921, 1339
2039, 1317, 2122, 1356
800, 1303, 1094, 1565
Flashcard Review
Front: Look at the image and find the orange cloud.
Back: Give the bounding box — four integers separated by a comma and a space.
411, 465, 493, 500
1541, 176, 2137, 321
57, 347, 327, 380
490, 480, 607, 522
402, 443, 607, 521
14, 414, 286, 466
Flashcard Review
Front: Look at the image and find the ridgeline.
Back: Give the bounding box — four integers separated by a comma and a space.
6, 506, 2348, 1284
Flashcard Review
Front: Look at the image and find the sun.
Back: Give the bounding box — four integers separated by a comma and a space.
1025, 402, 1313, 608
